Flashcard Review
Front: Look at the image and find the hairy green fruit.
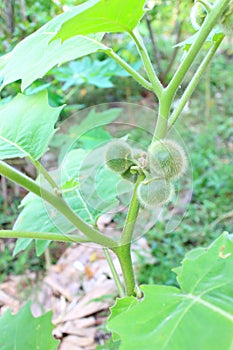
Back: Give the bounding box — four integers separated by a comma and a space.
137, 179, 173, 208
220, 2, 233, 35
148, 139, 187, 180
105, 140, 133, 174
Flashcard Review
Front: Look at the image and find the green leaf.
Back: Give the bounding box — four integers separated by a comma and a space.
0, 302, 59, 350
108, 233, 233, 350
108, 296, 138, 342
13, 237, 33, 256
35, 239, 51, 256
53, 0, 147, 42
0, 8, 105, 90
13, 196, 73, 256
13, 149, 94, 255
51, 108, 122, 161
0, 91, 63, 160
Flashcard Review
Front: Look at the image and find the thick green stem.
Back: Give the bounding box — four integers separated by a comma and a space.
120, 173, 144, 245
130, 28, 163, 98
0, 230, 90, 243
0, 161, 116, 248
103, 248, 125, 298
114, 243, 136, 296
167, 0, 230, 98
105, 48, 153, 91
154, 90, 173, 140
168, 36, 224, 128
113, 174, 144, 296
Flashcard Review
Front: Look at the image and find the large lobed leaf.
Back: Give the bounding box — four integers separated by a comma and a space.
0, 0, 146, 91
53, 0, 147, 41
0, 5, 105, 91
108, 232, 233, 350
0, 302, 59, 350
0, 92, 63, 160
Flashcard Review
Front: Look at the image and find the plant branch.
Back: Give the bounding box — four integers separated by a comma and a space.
29, 157, 59, 191
114, 243, 136, 296
130, 28, 163, 98
166, 0, 230, 98
120, 173, 144, 245
111, 173, 145, 296
0, 230, 90, 243
105, 48, 153, 91
168, 35, 224, 128
103, 248, 125, 298
0, 161, 116, 248
153, 89, 173, 140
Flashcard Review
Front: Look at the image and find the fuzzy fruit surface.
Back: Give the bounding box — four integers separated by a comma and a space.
106, 140, 133, 174
137, 179, 173, 208
148, 139, 187, 180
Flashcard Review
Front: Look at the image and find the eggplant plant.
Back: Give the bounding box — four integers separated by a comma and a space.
0, 0, 233, 349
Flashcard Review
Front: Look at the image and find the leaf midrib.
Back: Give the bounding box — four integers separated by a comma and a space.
161, 289, 233, 350
0, 135, 29, 158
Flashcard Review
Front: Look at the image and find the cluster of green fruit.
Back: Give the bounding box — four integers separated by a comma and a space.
105, 139, 187, 209
190, 0, 233, 35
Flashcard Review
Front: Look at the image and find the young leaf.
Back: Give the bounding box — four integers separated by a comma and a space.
0, 91, 63, 160
0, 8, 105, 90
0, 302, 59, 350
53, 0, 147, 42
108, 232, 233, 350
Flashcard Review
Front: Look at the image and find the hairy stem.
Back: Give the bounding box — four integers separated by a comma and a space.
0, 161, 116, 248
